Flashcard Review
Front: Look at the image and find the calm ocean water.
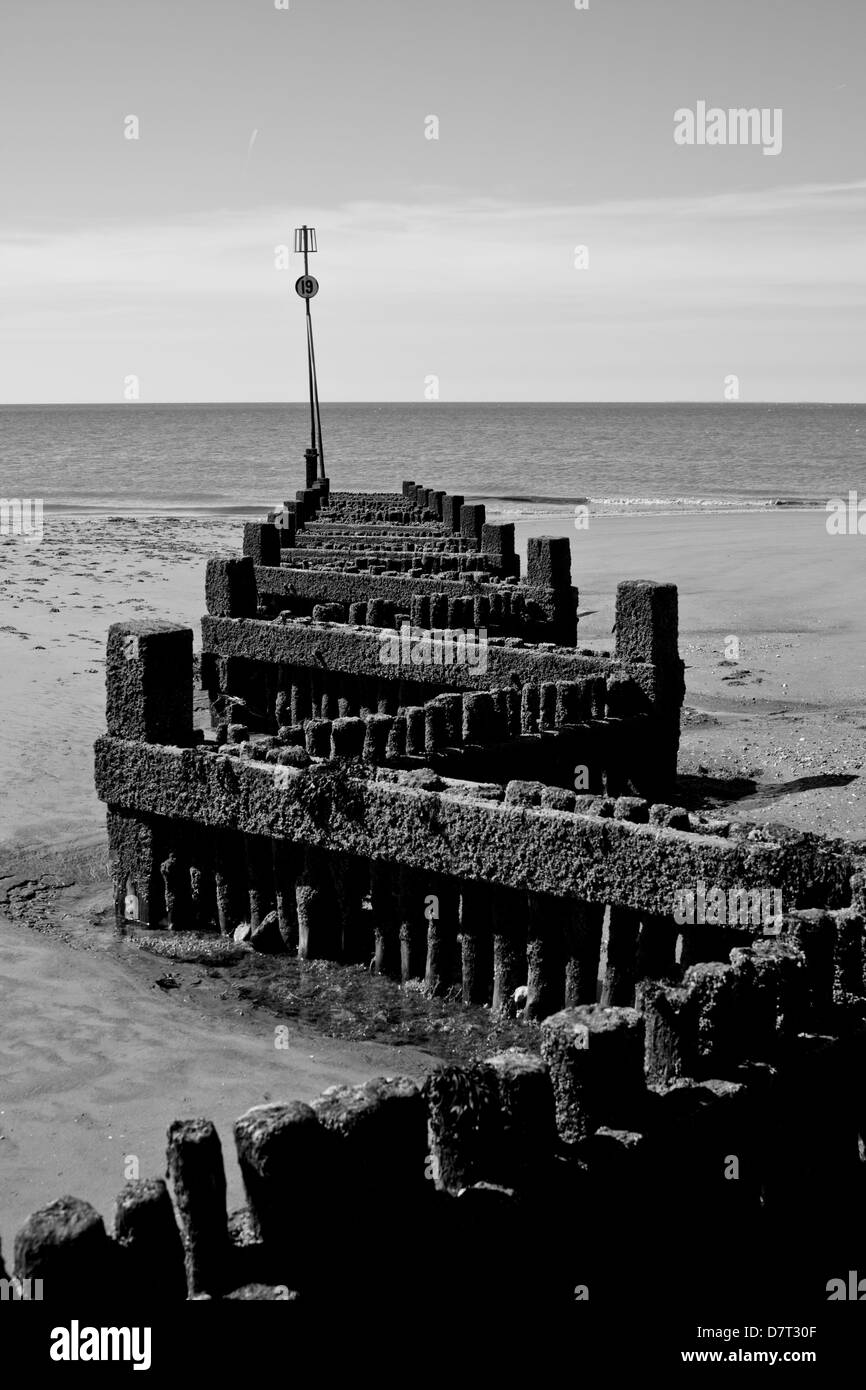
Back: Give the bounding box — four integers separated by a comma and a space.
1, 403, 863, 516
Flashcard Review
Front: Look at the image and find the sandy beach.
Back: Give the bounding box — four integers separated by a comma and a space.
1, 504, 864, 1236
0, 890, 438, 1241
519, 509, 866, 840
5, 0, 866, 1349
2, 506, 863, 850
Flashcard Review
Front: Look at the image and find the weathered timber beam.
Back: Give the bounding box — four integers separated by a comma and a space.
93, 737, 853, 914
201, 614, 673, 705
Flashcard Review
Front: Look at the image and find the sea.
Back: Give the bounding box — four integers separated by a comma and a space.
1, 402, 864, 518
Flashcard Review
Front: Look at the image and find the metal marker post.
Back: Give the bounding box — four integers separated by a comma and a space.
293, 226, 324, 481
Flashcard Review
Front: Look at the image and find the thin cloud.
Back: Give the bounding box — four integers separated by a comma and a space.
1, 180, 864, 295
1, 181, 863, 401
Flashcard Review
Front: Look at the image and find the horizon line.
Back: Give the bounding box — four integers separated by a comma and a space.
2, 400, 865, 409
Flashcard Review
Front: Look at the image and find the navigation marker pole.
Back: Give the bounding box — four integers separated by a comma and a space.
293, 225, 325, 492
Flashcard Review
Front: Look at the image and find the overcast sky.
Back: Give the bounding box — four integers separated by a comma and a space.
1, 0, 864, 402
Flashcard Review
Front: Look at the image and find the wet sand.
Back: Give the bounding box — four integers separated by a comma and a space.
0, 877, 437, 1239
